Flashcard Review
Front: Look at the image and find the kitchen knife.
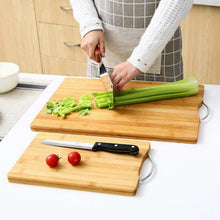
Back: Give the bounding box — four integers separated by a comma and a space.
95, 47, 114, 108
41, 140, 139, 155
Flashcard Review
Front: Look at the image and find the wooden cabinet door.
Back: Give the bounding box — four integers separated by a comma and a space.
41, 56, 87, 76
0, 0, 42, 73
181, 5, 220, 84
38, 23, 86, 62
34, 0, 78, 26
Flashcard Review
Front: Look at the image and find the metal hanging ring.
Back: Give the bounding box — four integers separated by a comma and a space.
200, 101, 210, 121
139, 154, 155, 185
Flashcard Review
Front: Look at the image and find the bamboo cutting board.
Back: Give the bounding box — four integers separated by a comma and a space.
8, 132, 150, 196
31, 78, 204, 143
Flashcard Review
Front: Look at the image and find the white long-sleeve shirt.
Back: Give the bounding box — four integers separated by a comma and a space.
70, 0, 193, 73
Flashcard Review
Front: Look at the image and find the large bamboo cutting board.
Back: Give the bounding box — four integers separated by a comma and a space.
8, 132, 150, 196
31, 78, 204, 143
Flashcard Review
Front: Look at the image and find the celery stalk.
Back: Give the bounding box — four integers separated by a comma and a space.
93, 77, 199, 109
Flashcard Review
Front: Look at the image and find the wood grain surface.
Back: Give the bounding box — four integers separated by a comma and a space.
182, 5, 220, 84
31, 78, 204, 143
8, 132, 150, 196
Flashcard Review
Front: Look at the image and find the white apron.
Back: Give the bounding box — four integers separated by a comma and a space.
103, 23, 161, 74
87, 0, 183, 82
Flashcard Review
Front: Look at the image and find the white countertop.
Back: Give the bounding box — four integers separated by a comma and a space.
194, 0, 220, 7
1, 73, 220, 220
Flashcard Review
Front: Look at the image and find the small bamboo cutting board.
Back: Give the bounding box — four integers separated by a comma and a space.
8, 133, 150, 196
31, 78, 204, 143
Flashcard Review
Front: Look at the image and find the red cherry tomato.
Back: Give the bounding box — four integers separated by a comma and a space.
46, 154, 60, 167
68, 151, 81, 165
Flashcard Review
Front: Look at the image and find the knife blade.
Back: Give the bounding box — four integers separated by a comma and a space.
99, 63, 113, 92
41, 140, 139, 155
95, 47, 114, 108
94, 47, 113, 91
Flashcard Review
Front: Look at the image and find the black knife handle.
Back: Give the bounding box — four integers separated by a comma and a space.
92, 142, 139, 155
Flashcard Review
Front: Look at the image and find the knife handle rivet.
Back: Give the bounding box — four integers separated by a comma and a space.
131, 146, 135, 148
114, 144, 118, 147
98, 143, 101, 145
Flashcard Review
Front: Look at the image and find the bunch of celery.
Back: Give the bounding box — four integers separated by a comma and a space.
44, 95, 92, 118
93, 77, 199, 109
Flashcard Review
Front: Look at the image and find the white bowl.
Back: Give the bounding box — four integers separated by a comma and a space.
0, 62, 19, 93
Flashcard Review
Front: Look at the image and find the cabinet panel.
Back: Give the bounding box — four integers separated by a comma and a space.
181, 5, 220, 84
0, 0, 42, 73
42, 56, 87, 76
38, 23, 86, 62
34, 0, 77, 26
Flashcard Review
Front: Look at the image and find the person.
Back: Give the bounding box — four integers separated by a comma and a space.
70, 0, 193, 92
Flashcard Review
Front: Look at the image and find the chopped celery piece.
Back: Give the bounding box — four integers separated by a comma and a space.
93, 91, 114, 109
79, 95, 92, 109
80, 108, 91, 116
44, 97, 77, 118
44, 95, 92, 118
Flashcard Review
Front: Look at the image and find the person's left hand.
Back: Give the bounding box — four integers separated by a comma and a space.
111, 61, 141, 92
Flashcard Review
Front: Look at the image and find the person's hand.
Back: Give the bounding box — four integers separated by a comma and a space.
111, 61, 141, 92
81, 30, 105, 61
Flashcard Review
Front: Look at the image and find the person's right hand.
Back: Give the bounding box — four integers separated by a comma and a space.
81, 30, 105, 61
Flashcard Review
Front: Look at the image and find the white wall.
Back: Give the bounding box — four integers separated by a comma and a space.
194, 0, 220, 7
